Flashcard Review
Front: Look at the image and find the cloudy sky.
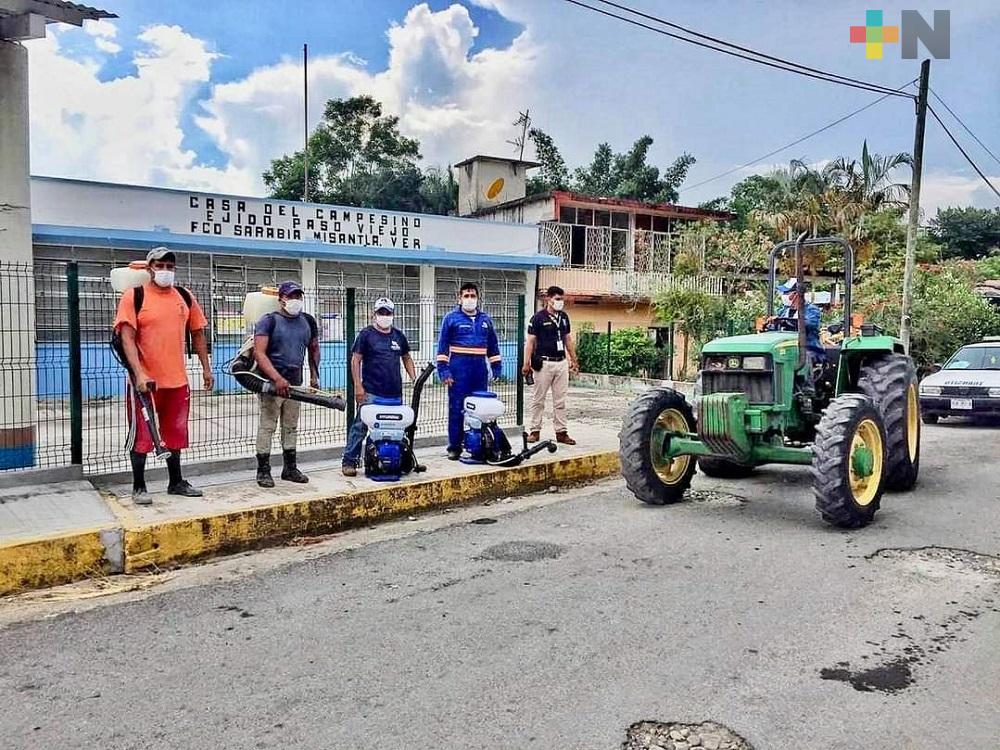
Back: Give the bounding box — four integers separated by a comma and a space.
25, 0, 1000, 215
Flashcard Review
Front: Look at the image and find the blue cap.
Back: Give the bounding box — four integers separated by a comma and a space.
778, 277, 799, 294
278, 280, 303, 297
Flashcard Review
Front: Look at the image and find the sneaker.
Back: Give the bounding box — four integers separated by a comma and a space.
167, 480, 204, 497
447, 448, 462, 460
132, 488, 153, 506
555, 432, 577, 446
526, 431, 541, 443
342, 464, 358, 477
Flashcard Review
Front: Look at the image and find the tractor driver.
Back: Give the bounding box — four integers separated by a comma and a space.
770, 277, 824, 361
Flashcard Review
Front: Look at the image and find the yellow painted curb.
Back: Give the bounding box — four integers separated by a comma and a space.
124, 450, 620, 572
0, 529, 114, 597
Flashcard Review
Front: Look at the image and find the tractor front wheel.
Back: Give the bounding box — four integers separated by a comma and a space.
812, 393, 887, 529
858, 354, 920, 491
697, 456, 756, 479
620, 388, 697, 505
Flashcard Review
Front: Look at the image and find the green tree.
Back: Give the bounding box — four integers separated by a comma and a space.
653, 286, 726, 378
929, 206, 1000, 260
574, 136, 695, 203
525, 128, 569, 194
263, 95, 455, 214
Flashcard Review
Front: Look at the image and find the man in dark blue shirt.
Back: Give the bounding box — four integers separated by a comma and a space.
342, 297, 416, 476
253, 280, 319, 487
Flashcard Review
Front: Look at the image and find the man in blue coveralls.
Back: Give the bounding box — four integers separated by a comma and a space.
436, 282, 502, 460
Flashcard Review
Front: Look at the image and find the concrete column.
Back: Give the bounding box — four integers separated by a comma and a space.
418, 264, 436, 366
0, 40, 37, 469
300, 257, 317, 313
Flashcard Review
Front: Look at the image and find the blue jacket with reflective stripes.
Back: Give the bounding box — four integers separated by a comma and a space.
436, 307, 502, 380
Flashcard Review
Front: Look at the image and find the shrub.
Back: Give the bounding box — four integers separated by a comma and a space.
576, 324, 666, 377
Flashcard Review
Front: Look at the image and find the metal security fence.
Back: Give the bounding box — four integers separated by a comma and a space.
1, 261, 525, 477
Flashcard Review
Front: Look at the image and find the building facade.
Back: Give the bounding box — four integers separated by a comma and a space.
0, 176, 558, 472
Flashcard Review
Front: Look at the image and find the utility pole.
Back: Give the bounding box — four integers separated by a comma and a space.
303, 43, 310, 203
900, 58, 930, 353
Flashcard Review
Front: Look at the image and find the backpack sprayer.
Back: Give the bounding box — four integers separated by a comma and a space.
226, 286, 346, 411
461, 391, 557, 467
361, 362, 436, 481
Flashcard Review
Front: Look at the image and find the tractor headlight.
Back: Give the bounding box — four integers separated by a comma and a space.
742, 356, 767, 371
989, 387, 1000, 397
919, 384, 941, 396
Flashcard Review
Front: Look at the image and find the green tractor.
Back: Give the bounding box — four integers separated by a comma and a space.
620, 235, 920, 528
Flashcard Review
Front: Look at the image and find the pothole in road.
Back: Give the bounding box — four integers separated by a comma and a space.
622, 720, 753, 750
686, 490, 747, 507
478, 540, 566, 562
867, 546, 1000, 580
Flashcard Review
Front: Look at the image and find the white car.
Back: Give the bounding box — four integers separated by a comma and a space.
919, 337, 1000, 423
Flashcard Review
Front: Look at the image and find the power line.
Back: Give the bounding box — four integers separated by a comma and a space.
927, 104, 1000, 201
562, 0, 914, 99
590, 0, 908, 98
927, 86, 1000, 169
683, 82, 915, 193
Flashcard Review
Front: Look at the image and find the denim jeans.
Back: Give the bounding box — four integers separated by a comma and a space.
342, 394, 374, 466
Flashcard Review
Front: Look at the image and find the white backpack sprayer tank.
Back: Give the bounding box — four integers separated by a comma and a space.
461, 391, 558, 466
360, 400, 417, 481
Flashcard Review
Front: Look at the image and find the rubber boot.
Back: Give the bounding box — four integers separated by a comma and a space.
256, 453, 275, 488
281, 449, 309, 483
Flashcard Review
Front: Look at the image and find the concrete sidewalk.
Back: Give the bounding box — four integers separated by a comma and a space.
1, 389, 628, 595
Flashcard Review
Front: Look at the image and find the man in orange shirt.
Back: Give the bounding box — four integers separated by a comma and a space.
114, 247, 214, 504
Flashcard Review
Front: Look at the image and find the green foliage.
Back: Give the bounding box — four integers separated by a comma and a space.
263, 95, 455, 214
976, 251, 1000, 279
929, 207, 1000, 260
526, 128, 569, 194
727, 174, 787, 229
856, 262, 1000, 370
573, 136, 695, 204
576, 324, 665, 377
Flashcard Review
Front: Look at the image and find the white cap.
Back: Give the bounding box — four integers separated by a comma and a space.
373, 297, 395, 313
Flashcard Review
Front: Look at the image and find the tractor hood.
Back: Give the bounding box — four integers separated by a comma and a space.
701, 332, 798, 355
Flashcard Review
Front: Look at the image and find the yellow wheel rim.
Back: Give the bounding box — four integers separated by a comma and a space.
650, 408, 692, 485
849, 418, 884, 507
906, 383, 919, 461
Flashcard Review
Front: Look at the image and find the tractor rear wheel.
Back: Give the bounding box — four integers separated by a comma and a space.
858, 354, 920, 491
697, 456, 755, 478
812, 393, 887, 529
620, 389, 696, 505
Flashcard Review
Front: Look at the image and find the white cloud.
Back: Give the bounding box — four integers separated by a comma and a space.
84, 18, 121, 54
196, 2, 538, 193
28, 3, 537, 196
29, 24, 253, 192
920, 172, 1000, 217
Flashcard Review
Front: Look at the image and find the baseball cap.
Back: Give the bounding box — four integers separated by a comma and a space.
373, 297, 395, 313
778, 277, 799, 294
278, 280, 304, 297
146, 246, 176, 263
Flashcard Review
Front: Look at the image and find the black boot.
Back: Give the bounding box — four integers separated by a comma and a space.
281, 449, 309, 483
256, 453, 274, 488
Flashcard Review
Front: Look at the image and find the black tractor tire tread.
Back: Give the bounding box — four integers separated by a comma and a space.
619, 388, 696, 505
812, 393, 886, 529
857, 353, 920, 491
697, 456, 756, 479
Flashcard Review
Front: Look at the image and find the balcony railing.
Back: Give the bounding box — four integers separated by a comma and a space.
538, 221, 724, 297
539, 267, 723, 297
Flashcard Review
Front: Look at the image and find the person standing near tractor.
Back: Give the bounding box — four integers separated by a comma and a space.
252, 281, 320, 487
436, 283, 502, 460
523, 285, 578, 445
114, 247, 213, 505
342, 297, 416, 476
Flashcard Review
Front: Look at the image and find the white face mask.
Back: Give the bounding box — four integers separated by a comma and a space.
284, 298, 304, 316
552, 299, 565, 312
374, 315, 393, 330
152, 270, 175, 288
461, 297, 478, 313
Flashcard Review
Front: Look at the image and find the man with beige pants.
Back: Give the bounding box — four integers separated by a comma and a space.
523, 285, 579, 445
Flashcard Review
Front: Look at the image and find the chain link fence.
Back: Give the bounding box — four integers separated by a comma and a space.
1, 261, 525, 477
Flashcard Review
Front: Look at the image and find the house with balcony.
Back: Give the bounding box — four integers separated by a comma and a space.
456, 155, 732, 374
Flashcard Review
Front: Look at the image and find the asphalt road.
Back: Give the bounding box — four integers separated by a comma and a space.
2, 419, 999, 749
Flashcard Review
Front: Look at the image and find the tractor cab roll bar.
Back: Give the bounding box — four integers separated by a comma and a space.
766, 234, 855, 370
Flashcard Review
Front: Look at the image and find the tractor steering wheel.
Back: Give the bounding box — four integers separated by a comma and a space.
764, 316, 799, 332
